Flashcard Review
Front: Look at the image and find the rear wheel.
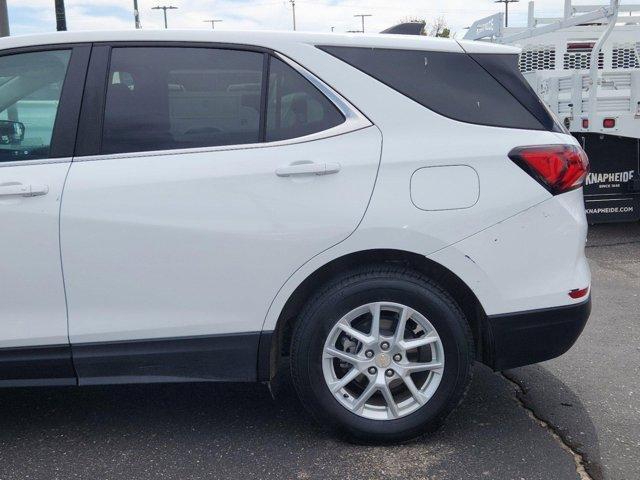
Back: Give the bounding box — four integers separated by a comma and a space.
290, 265, 473, 443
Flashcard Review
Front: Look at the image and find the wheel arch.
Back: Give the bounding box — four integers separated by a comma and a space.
262, 248, 489, 381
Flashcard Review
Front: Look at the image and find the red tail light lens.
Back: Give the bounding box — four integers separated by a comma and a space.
508, 144, 590, 195
569, 287, 589, 299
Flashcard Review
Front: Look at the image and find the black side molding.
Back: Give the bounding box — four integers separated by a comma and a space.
485, 297, 591, 371
72, 332, 263, 385
0, 345, 76, 387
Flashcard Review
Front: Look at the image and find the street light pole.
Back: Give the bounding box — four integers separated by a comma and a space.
133, 0, 141, 29
152, 5, 178, 29
203, 19, 223, 29
494, 0, 519, 27
290, 0, 296, 31
354, 14, 372, 33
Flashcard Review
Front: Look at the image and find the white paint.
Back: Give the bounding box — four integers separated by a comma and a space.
0, 161, 71, 348
410, 166, 480, 211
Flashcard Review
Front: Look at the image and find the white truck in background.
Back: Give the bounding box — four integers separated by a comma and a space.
466, 0, 640, 223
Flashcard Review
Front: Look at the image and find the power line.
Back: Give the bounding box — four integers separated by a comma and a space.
495, 0, 519, 27
203, 19, 223, 29
354, 13, 372, 33
152, 5, 178, 29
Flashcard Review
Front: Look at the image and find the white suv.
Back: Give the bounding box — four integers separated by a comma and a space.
0, 30, 590, 442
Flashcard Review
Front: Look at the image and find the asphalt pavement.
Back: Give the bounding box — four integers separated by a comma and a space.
506, 222, 640, 480
0, 223, 637, 480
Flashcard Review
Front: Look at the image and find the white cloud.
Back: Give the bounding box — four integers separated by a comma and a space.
7, 0, 630, 37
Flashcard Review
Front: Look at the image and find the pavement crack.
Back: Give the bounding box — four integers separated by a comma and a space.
501, 373, 594, 480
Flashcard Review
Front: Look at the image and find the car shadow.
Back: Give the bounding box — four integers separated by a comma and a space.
504, 364, 603, 480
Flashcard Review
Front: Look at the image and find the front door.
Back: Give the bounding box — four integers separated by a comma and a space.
60, 44, 381, 384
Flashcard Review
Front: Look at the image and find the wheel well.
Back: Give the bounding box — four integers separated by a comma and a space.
268, 249, 488, 380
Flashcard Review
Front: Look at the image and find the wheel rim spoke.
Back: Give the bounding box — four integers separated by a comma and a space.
337, 321, 373, 345
399, 334, 439, 351
352, 380, 378, 413
403, 360, 444, 375
324, 347, 361, 367
380, 383, 399, 418
402, 374, 428, 406
328, 367, 360, 393
369, 302, 381, 340
393, 305, 412, 343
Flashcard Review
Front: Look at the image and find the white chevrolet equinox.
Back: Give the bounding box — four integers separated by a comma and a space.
0, 30, 591, 442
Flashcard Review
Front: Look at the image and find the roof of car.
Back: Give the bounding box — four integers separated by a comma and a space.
0, 29, 520, 55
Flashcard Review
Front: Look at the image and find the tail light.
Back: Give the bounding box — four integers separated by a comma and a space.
508, 144, 590, 195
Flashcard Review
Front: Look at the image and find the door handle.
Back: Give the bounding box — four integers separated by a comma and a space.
0, 183, 49, 197
275, 162, 341, 177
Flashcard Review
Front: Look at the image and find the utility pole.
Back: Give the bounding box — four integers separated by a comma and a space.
494, 0, 519, 27
289, 0, 296, 31
0, 0, 9, 37
55, 0, 67, 31
0, 0, 15, 121
354, 14, 372, 33
152, 5, 178, 29
133, 0, 141, 29
203, 19, 223, 29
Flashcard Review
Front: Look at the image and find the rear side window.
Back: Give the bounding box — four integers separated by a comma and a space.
470, 53, 563, 132
266, 57, 344, 142
0, 50, 71, 162
319, 46, 557, 131
103, 47, 264, 154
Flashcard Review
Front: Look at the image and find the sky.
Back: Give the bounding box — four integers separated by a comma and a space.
4, 1, 617, 38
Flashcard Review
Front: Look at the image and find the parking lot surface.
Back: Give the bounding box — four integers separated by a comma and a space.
0, 223, 637, 480
507, 222, 640, 480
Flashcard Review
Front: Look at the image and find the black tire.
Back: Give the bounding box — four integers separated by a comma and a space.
289, 264, 474, 443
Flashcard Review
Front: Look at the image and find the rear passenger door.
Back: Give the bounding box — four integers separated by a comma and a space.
0, 45, 89, 386
61, 44, 381, 383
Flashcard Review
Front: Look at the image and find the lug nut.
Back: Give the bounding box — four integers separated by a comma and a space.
365, 350, 374, 358
368, 367, 377, 375
385, 369, 394, 377
380, 341, 390, 350
393, 354, 402, 362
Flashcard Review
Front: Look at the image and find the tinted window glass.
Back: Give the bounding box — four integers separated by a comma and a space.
319, 46, 546, 131
0, 50, 71, 162
103, 47, 264, 154
266, 57, 344, 142
470, 53, 563, 133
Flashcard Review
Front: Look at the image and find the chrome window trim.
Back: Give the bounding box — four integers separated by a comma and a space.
0, 157, 72, 169
75, 50, 372, 163
74, 124, 373, 163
